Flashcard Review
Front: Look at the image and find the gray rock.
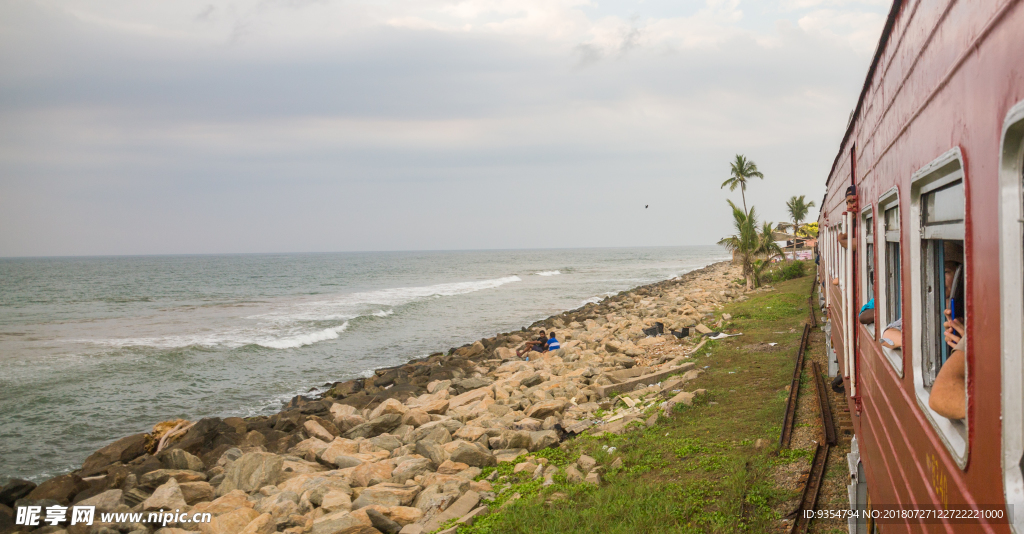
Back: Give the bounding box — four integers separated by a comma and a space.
0, 479, 36, 507
346, 413, 402, 439
139, 469, 207, 490
75, 489, 123, 513
391, 458, 433, 484
157, 449, 206, 472
217, 452, 283, 496
365, 508, 402, 534
351, 484, 421, 509
445, 441, 496, 468
368, 435, 404, 452
527, 430, 559, 452
520, 374, 543, 388
415, 440, 447, 466
80, 434, 148, 476
141, 479, 187, 512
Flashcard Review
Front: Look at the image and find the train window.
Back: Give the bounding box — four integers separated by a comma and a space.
909, 148, 967, 465
883, 204, 901, 325
999, 101, 1024, 534
876, 188, 902, 375
861, 206, 876, 338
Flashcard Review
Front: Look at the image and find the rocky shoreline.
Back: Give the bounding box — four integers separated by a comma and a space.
1, 261, 748, 534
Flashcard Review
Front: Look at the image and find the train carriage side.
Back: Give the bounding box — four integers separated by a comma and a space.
816, 0, 1024, 531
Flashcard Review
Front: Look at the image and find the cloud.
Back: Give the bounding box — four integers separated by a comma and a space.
0, 0, 888, 256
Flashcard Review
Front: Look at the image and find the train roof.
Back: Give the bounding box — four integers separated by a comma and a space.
826, 0, 905, 187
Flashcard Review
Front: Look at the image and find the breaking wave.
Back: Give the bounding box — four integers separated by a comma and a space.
535, 270, 561, 276
256, 322, 349, 349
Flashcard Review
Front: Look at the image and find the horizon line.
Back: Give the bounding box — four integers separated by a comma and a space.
0, 243, 727, 260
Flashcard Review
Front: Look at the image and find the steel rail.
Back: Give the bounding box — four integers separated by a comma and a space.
780, 323, 811, 448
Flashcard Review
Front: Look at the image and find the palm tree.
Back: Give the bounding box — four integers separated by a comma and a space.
721, 154, 764, 213
779, 195, 816, 260
718, 200, 781, 290
752, 221, 785, 284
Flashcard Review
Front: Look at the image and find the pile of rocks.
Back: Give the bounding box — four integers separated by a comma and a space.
0, 262, 743, 534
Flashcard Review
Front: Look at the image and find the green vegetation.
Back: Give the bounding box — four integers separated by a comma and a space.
717, 201, 782, 290
759, 260, 809, 285
458, 276, 818, 534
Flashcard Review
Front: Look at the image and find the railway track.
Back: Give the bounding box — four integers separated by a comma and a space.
779, 323, 811, 448
781, 282, 839, 534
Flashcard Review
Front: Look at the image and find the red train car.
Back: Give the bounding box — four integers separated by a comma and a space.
816, 0, 1024, 532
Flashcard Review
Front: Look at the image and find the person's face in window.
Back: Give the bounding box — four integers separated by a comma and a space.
845, 194, 857, 213
944, 262, 960, 294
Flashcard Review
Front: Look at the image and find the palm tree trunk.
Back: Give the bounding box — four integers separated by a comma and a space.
741, 188, 748, 214
792, 219, 797, 261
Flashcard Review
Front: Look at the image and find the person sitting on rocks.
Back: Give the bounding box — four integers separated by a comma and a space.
517, 330, 548, 357
546, 331, 560, 352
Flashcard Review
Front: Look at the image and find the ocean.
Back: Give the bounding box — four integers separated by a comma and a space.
0, 246, 729, 484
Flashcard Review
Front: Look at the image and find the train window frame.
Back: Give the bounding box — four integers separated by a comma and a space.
876, 188, 903, 376
999, 99, 1024, 534
860, 204, 876, 339
908, 147, 968, 467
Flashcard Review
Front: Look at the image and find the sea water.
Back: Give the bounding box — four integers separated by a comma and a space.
0, 246, 728, 483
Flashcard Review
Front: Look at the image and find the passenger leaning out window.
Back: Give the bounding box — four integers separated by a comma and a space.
929, 243, 966, 419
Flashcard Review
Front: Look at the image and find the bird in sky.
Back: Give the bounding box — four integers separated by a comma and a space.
645, 205, 648, 208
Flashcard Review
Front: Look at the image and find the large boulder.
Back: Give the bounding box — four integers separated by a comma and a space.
140, 469, 207, 488
217, 453, 283, 496
81, 434, 148, 476
345, 414, 402, 439
448, 388, 494, 410
524, 400, 567, 419
198, 507, 261, 534
415, 441, 447, 466
191, 490, 255, 517
179, 481, 215, 505
443, 441, 496, 468
303, 420, 335, 442
368, 399, 408, 420
407, 422, 453, 445
76, 489, 123, 514
237, 513, 275, 534
391, 458, 433, 484
311, 509, 377, 534
158, 449, 206, 472
520, 374, 543, 388
527, 430, 559, 452
25, 474, 88, 505
351, 483, 421, 509
350, 461, 393, 488
142, 479, 188, 512
0, 479, 36, 507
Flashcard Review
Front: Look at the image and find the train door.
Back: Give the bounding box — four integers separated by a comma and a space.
1000, 100, 1024, 534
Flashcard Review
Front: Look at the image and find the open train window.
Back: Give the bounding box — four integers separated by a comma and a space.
876, 189, 902, 374
999, 100, 1024, 534
860, 206, 876, 338
909, 148, 968, 466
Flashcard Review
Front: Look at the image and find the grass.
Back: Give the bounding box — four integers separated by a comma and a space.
450, 276, 819, 534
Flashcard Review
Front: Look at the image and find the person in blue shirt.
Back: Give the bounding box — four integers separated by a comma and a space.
859, 297, 875, 324
546, 332, 560, 351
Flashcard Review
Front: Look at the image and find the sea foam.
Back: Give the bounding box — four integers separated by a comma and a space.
535, 270, 561, 276
256, 322, 349, 349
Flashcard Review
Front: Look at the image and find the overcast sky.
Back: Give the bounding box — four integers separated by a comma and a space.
0, 0, 887, 257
